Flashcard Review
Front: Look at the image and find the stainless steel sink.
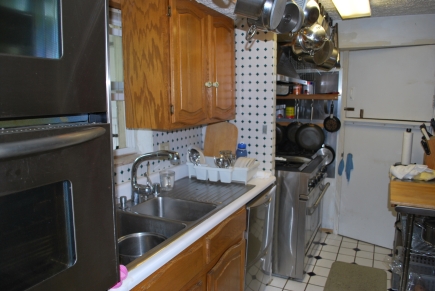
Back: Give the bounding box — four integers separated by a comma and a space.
116, 210, 186, 240
131, 197, 217, 222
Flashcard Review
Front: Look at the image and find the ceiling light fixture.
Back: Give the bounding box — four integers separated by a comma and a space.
331, 0, 371, 19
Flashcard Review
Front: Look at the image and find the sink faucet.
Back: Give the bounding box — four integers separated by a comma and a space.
131, 150, 180, 205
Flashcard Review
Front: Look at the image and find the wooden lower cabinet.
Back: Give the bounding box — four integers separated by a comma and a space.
133, 208, 246, 291
182, 275, 207, 291
207, 240, 245, 291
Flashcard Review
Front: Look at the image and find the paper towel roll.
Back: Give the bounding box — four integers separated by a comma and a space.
401, 128, 413, 165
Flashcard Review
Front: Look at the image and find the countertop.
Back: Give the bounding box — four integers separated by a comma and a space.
390, 178, 435, 209
110, 166, 275, 290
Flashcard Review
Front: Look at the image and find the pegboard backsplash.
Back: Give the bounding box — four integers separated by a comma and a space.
230, 18, 276, 173
114, 127, 203, 185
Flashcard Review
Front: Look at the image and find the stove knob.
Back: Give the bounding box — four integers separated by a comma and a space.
308, 179, 316, 188
320, 166, 327, 173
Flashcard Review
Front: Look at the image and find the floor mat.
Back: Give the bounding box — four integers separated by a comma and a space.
324, 261, 387, 291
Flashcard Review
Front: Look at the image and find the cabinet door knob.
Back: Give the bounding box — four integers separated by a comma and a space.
205, 81, 212, 88
213, 82, 219, 88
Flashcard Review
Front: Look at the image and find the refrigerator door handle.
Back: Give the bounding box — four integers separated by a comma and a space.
0, 127, 106, 160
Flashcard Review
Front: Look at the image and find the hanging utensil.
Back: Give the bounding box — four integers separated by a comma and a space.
275, 0, 304, 34
316, 144, 335, 166
246, 0, 287, 40
276, 123, 286, 147
295, 100, 325, 151
234, 0, 267, 20
323, 101, 341, 132
315, 24, 339, 70
302, 0, 320, 27
286, 99, 302, 143
299, 23, 327, 54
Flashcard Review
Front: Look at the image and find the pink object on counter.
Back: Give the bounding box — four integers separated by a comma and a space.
111, 265, 128, 289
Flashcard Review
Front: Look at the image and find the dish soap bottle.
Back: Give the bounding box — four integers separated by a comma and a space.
236, 143, 247, 159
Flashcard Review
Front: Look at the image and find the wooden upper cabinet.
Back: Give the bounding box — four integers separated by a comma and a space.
208, 15, 235, 121
122, 0, 235, 130
109, 0, 121, 9
171, 0, 209, 126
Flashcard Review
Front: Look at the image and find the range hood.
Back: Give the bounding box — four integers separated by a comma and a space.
276, 46, 307, 85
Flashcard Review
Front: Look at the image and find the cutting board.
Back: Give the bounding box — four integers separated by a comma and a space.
203, 122, 238, 157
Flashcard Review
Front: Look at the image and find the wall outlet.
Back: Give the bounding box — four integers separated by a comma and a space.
159, 142, 170, 151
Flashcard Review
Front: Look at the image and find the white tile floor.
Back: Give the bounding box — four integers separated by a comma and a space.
266, 232, 393, 291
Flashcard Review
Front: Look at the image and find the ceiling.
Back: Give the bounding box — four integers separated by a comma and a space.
319, 0, 435, 21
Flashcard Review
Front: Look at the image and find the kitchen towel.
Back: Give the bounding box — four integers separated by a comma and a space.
390, 164, 434, 180
338, 157, 344, 176
345, 153, 353, 182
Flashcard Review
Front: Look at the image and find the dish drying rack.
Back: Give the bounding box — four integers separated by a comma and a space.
187, 157, 259, 184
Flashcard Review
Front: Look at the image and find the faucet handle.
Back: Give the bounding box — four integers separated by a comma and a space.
120, 196, 128, 210
153, 183, 161, 197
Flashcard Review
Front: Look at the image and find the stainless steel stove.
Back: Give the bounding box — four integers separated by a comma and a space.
272, 154, 330, 280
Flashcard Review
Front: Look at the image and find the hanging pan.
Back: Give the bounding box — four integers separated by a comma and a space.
246, 0, 287, 40
316, 144, 335, 166
295, 101, 325, 151
276, 123, 286, 147
286, 100, 302, 143
323, 101, 341, 132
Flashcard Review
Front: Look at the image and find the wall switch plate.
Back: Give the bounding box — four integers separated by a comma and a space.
159, 142, 170, 151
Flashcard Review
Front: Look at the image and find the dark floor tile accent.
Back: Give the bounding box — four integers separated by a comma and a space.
326, 232, 331, 234
252, 275, 256, 280
320, 242, 327, 246
307, 272, 316, 277
314, 256, 322, 260
353, 247, 361, 252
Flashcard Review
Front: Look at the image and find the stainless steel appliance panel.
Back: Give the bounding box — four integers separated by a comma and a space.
272, 172, 301, 278
273, 157, 328, 280
0, 123, 118, 291
245, 184, 276, 291
0, 0, 108, 119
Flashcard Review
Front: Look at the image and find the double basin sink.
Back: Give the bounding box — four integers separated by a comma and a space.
116, 197, 218, 267
116, 177, 255, 268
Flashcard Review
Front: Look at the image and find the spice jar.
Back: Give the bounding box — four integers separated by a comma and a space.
292, 84, 302, 95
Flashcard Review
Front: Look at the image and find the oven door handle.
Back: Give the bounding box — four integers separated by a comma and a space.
307, 182, 330, 215
0, 127, 106, 160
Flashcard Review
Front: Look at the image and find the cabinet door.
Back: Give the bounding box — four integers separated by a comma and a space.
208, 15, 235, 121
132, 239, 204, 291
206, 240, 245, 291
170, 0, 209, 126
182, 275, 207, 291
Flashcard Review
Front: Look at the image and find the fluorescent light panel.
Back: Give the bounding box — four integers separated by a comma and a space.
331, 0, 371, 19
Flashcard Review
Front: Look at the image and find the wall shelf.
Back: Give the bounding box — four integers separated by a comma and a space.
277, 93, 339, 100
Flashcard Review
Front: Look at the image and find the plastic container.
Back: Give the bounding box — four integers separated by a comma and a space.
285, 106, 295, 119
236, 143, 248, 159
188, 157, 259, 184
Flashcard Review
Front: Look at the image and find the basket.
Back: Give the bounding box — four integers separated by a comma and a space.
187, 157, 259, 184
